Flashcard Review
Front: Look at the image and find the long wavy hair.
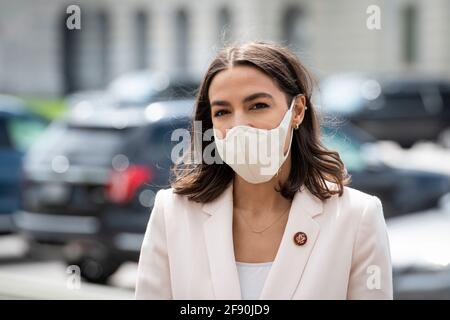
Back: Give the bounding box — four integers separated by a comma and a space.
170, 41, 350, 202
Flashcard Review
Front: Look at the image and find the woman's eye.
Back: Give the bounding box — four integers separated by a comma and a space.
213, 104, 268, 117
250, 103, 269, 110
214, 109, 229, 117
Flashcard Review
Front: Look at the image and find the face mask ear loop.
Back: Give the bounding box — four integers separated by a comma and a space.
289, 94, 301, 111
275, 95, 302, 179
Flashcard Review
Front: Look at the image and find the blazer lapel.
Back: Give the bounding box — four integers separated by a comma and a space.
202, 183, 323, 300
259, 186, 323, 299
202, 183, 242, 299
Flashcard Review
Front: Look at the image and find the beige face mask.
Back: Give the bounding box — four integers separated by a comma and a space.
213, 95, 299, 184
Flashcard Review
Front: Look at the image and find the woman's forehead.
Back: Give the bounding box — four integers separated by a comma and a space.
208, 65, 284, 101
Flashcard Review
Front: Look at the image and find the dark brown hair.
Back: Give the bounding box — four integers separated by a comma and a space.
170, 41, 350, 202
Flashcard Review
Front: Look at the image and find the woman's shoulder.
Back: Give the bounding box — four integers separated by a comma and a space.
152, 187, 202, 212
342, 185, 381, 205
154, 187, 186, 204
323, 181, 380, 204
323, 183, 384, 222
316, 184, 387, 249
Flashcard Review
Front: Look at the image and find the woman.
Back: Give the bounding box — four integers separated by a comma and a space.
135, 41, 393, 300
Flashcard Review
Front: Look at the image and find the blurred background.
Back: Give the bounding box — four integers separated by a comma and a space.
1, 0, 450, 299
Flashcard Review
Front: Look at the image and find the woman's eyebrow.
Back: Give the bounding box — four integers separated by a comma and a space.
242, 92, 274, 103
210, 92, 274, 107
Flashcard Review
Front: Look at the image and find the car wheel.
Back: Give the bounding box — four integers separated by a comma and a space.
398, 141, 415, 149
66, 254, 122, 284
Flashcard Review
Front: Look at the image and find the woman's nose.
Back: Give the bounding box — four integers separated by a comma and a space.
220, 120, 253, 139
229, 111, 254, 129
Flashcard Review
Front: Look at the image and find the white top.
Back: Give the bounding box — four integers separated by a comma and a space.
236, 261, 273, 300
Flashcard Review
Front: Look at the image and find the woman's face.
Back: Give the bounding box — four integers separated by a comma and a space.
208, 66, 304, 138
209, 65, 306, 151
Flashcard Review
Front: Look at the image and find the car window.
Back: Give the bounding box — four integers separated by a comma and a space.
0, 115, 47, 152
380, 89, 427, 117
319, 77, 446, 118
157, 120, 191, 159
128, 120, 190, 165
6, 116, 48, 152
27, 121, 136, 167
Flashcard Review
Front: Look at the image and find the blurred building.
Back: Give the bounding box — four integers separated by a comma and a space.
0, 0, 449, 97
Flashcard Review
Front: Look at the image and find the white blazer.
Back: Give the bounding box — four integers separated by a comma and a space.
135, 182, 393, 300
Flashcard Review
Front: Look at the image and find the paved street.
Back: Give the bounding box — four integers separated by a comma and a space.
0, 234, 136, 299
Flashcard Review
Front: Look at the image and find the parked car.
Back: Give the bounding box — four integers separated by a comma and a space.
66, 70, 199, 110
0, 95, 48, 234
14, 99, 193, 283
317, 73, 450, 148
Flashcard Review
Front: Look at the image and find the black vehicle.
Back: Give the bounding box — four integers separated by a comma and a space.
318, 73, 450, 148
15, 99, 192, 283
15, 99, 450, 284
0, 95, 48, 234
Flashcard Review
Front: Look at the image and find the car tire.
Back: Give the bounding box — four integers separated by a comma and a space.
66, 254, 122, 284
398, 141, 415, 149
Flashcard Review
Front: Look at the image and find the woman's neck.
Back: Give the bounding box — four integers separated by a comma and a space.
232, 155, 292, 217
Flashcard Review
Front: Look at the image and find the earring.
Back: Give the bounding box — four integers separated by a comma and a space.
295, 123, 300, 130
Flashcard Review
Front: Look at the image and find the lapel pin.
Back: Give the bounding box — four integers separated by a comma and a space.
293, 231, 307, 246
